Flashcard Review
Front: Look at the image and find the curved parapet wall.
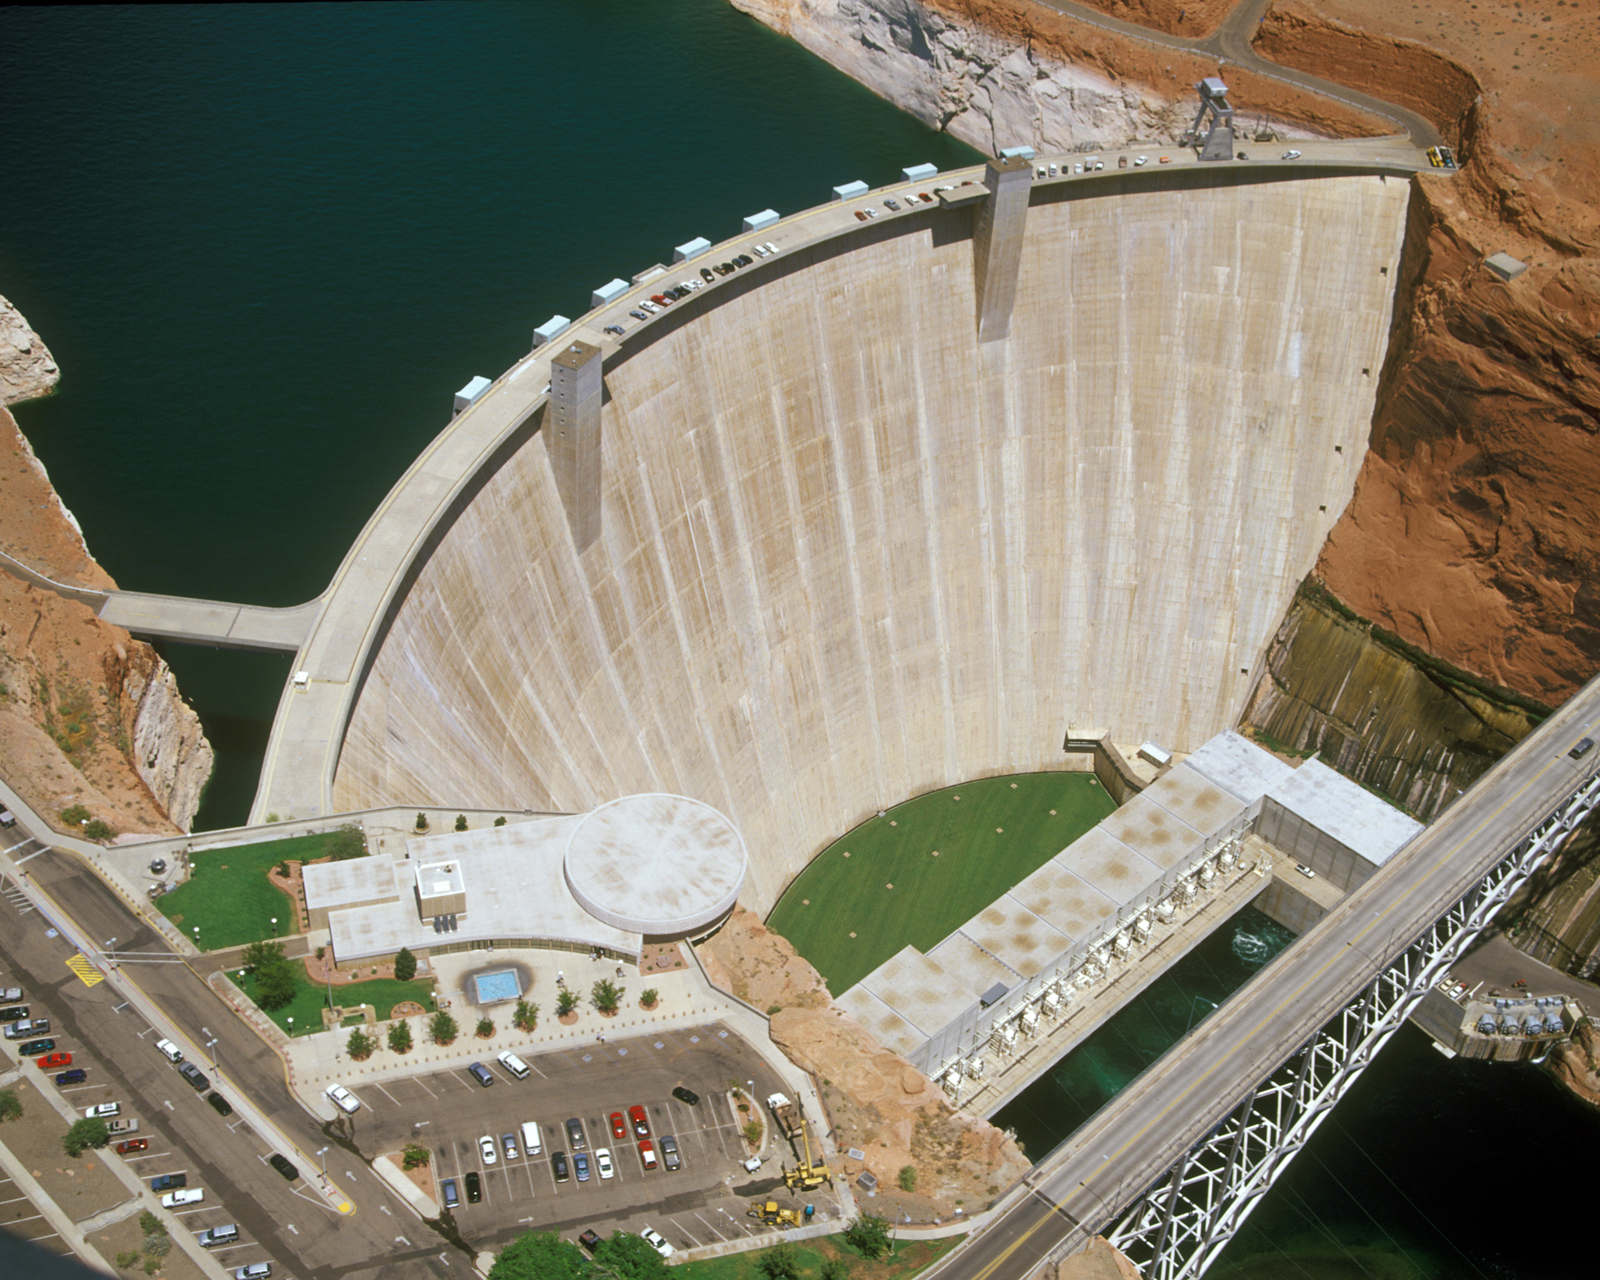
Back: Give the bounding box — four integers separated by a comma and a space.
318, 156, 1411, 914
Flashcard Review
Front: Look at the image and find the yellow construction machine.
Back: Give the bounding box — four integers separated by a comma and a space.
749, 1201, 802, 1228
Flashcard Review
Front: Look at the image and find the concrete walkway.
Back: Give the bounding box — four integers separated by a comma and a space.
97, 590, 322, 654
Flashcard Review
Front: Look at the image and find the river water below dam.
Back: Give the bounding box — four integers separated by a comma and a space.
6, 3, 1600, 1276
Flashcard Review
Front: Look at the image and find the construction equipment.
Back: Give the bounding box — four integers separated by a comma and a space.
749, 1200, 801, 1228
766, 1093, 802, 1141
782, 1119, 831, 1192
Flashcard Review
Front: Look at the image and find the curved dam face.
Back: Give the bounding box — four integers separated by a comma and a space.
330, 170, 1409, 912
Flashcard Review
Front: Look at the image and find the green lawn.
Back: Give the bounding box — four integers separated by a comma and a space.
159, 829, 364, 951
233, 969, 434, 1036
767, 773, 1115, 994
678, 1231, 961, 1280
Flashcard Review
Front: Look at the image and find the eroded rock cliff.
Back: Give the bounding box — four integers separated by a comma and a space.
698, 907, 1030, 1216
730, 0, 1384, 158
1, 297, 213, 837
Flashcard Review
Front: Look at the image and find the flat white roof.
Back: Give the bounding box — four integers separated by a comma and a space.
1266, 758, 1423, 867
303, 857, 398, 911
1183, 731, 1296, 803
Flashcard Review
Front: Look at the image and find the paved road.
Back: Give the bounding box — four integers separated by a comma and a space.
928, 672, 1600, 1280
1032, 0, 1443, 146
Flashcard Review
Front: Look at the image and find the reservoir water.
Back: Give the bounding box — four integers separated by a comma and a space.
5, 4, 1598, 1276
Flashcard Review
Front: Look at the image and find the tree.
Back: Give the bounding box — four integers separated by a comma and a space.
513, 999, 538, 1032
476, 1016, 494, 1038
402, 1142, 431, 1170
257, 958, 300, 1011
742, 1119, 763, 1146
415, 811, 428, 831
488, 1230, 589, 1280
455, 814, 468, 832
591, 978, 622, 1014
759, 1242, 802, 1280
640, 988, 659, 1008
347, 1029, 376, 1060
389, 1020, 413, 1053
494, 816, 507, 827
0, 1088, 21, 1122
394, 946, 417, 982
241, 939, 285, 972
63, 1117, 109, 1157
844, 1213, 892, 1260
821, 1258, 853, 1280
556, 988, 579, 1017
429, 1011, 458, 1045
898, 1163, 917, 1192
327, 826, 366, 860
592, 1231, 672, 1280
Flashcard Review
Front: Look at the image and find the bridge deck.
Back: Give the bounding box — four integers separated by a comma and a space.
96, 591, 320, 654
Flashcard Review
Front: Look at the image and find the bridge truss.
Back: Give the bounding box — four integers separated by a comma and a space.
1105, 765, 1600, 1280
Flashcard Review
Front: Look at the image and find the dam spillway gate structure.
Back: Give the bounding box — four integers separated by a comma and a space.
1101, 755, 1600, 1280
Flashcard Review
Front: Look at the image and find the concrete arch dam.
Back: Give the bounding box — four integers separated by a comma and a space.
288, 163, 1410, 914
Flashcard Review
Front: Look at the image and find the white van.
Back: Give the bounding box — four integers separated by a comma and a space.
155, 1038, 184, 1063
519, 1121, 542, 1156
497, 1051, 530, 1080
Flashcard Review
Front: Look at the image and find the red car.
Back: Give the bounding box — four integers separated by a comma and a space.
609, 1111, 627, 1141
629, 1104, 650, 1138
37, 1051, 72, 1070
114, 1138, 148, 1154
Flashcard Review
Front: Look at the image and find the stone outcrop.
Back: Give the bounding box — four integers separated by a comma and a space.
1547, 1019, 1600, 1109
0, 296, 58, 405
728, 0, 1383, 160
0, 297, 213, 837
698, 908, 1029, 1214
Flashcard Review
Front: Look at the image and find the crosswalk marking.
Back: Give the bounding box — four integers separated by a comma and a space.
67, 953, 105, 987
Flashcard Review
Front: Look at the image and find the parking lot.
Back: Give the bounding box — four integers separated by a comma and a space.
341, 1021, 844, 1253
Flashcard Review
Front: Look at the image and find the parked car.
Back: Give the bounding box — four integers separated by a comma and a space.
19, 1038, 54, 1055
197, 1224, 238, 1247
579, 1229, 602, 1254
574, 1151, 590, 1182
629, 310, 648, 322
1135, 155, 1149, 166
160, 1189, 203, 1208
325, 1084, 360, 1113
502, 1133, 518, 1160
207, 1092, 234, 1117
467, 1062, 494, 1087
566, 1117, 586, 1150
641, 1227, 674, 1259
1282, 149, 1302, 160
441, 1178, 460, 1209
629, 1104, 650, 1138
151, 1173, 188, 1192
55, 1068, 87, 1086
37, 1051, 71, 1069
478, 1135, 497, 1165
671, 1085, 699, 1106
638, 1139, 657, 1171
0, 1005, 29, 1022
661, 1134, 681, 1171
884, 198, 900, 211
177, 1063, 209, 1091
0, 987, 21, 1002
5, 1019, 49, 1040
551, 1152, 569, 1183
465, 1171, 481, 1203
609, 1111, 627, 1141
155, 1039, 184, 1063
700, 268, 715, 282
595, 1147, 614, 1180
85, 1102, 120, 1119
603, 324, 624, 336
234, 1265, 272, 1280
268, 1154, 298, 1181
854, 211, 868, 221
114, 1138, 148, 1155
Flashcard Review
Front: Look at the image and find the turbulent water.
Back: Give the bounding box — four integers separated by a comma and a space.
5, 3, 1600, 1276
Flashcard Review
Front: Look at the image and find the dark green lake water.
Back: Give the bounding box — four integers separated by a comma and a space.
4, 4, 1597, 1275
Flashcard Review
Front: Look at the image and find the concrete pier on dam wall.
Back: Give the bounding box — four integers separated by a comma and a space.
328, 170, 1409, 914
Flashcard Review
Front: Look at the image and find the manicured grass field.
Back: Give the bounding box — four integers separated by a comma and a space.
158, 829, 363, 951
767, 773, 1115, 994
234, 969, 434, 1036
678, 1231, 961, 1280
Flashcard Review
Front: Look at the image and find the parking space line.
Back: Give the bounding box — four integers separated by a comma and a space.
373, 1082, 404, 1106
692, 1211, 727, 1241
411, 1077, 438, 1099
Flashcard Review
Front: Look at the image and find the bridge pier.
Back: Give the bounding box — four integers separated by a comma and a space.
972, 155, 1033, 343
546, 338, 604, 552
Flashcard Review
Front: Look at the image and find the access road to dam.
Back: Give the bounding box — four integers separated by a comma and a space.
922, 671, 1600, 1280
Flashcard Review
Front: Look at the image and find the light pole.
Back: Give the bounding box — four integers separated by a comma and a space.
192, 926, 200, 949
1185, 997, 1218, 1035
104, 937, 118, 970
204, 1036, 219, 1072
287, 1016, 294, 1037
317, 1145, 329, 1185
271, 917, 277, 937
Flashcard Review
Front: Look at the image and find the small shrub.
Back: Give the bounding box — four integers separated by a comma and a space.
898, 1164, 917, 1192
138, 1212, 164, 1238
742, 1119, 763, 1146
429, 1011, 458, 1045
84, 819, 115, 841
389, 1021, 413, 1053
393, 946, 417, 982
347, 1029, 376, 1060
143, 1256, 159, 1275
844, 1213, 892, 1260
61, 803, 91, 825
115, 1250, 139, 1269
759, 1242, 802, 1280
476, 1016, 494, 1038
767, 1003, 782, 1016
0, 1088, 21, 1122
513, 998, 539, 1031
142, 1234, 171, 1261
402, 1142, 431, 1170
591, 978, 622, 1014
821, 1259, 853, 1280
327, 825, 366, 860
315, 944, 326, 960
415, 812, 428, 831
494, 816, 507, 826
454, 814, 468, 832
641, 988, 659, 1008
556, 988, 579, 1017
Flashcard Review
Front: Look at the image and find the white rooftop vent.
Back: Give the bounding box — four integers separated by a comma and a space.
742, 209, 779, 232
453, 375, 491, 416
832, 180, 868, 201
531, 315, 571, 348
673, 237, 711, 262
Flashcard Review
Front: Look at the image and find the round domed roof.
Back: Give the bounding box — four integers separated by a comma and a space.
564, 794, 747, 935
